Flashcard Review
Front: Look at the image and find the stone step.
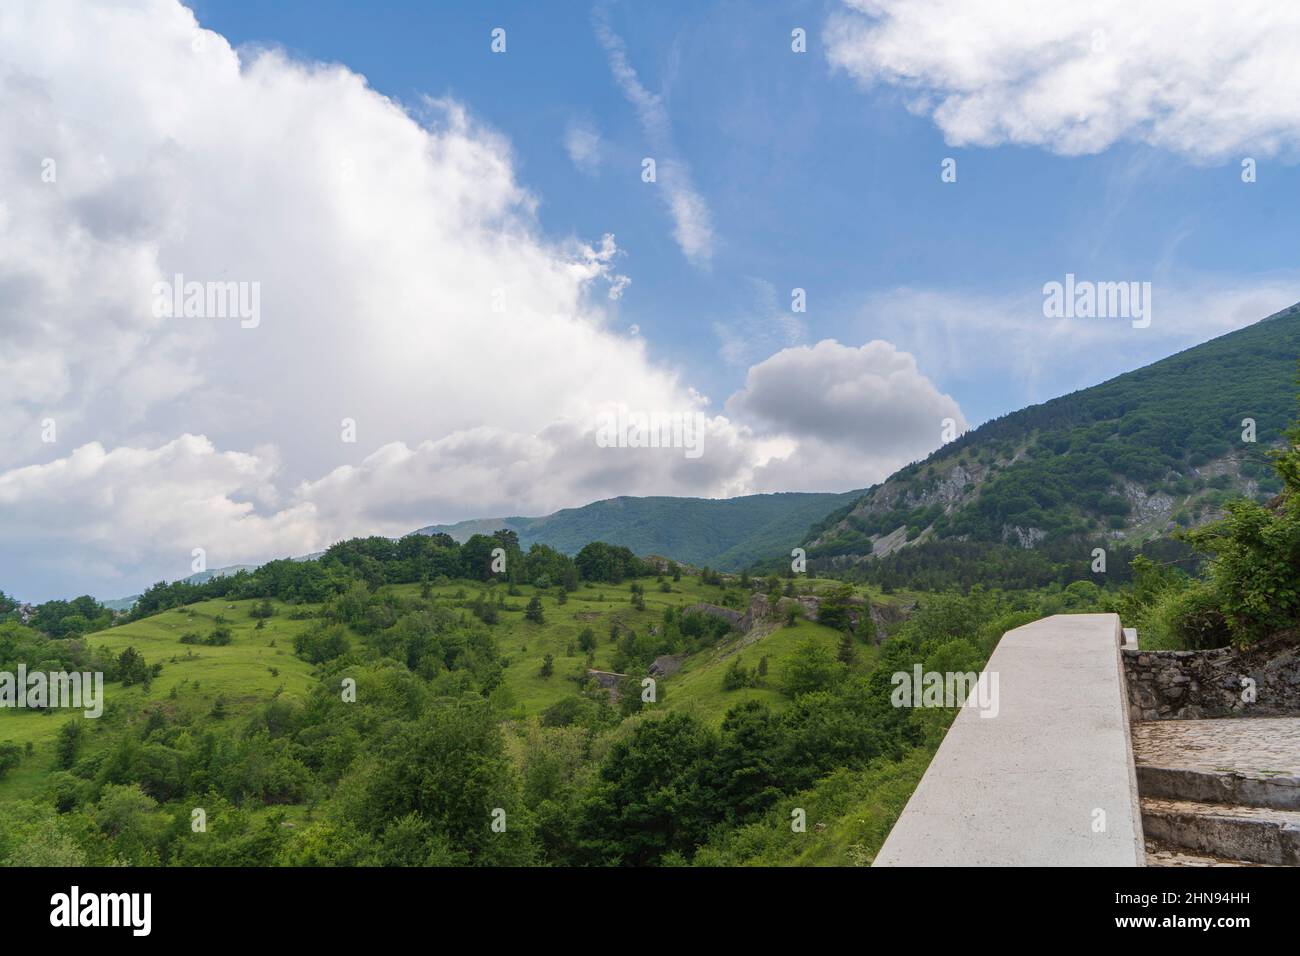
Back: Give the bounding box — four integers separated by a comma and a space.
1131, 717, 1300, 810
1141, 798, 1300, 866
1144, 838, 1275, 867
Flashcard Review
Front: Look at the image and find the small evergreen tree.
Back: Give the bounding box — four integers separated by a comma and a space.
837, 633, 858, 667
55, 719, 82, 769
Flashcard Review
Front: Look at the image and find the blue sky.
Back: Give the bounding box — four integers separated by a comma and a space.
193, 0, 1300, 424
4, 0, 1300, 600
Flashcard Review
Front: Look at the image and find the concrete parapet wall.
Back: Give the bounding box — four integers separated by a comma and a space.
874, 613, 1145, 866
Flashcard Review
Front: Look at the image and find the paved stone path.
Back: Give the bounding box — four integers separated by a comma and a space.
1144, 839, 1274, 867
1132, 717, 1300, 778
1133, 716, 1300, 865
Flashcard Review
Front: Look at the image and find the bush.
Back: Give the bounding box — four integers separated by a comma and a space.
293, 624, 351, 664
782, 640, 845, 698
1184, 497, 1300, 645
722, 659, 756, 691
1165, 584, 1232, 650
1183, 410, 1300, 645
0, 742, 21, 780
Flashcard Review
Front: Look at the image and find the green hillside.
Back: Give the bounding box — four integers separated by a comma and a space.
0, 578, 847, 802
0, 598, 317, 803
416, 491, 863, 571
3, 549, 968, 867
804, 303, 1300, 574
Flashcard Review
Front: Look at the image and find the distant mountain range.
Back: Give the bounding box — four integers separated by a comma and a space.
414, 492, 864, 570
104, 302, 1300, 606
103, 492, 861, 608
802, 302, 1300, 565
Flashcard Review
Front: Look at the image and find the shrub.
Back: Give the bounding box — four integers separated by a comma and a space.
1184, 409, 1300, 645
0, 742, 22, 780
293, 624, 351, 664
722, 659, 756, 691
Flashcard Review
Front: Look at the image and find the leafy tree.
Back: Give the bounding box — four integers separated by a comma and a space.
117, 647, 152, 686
56, 719, 83, 770
709, 701, 783, 822
0, 742, 21, 780
339, 698, 535, 864
782, 640, 845, 698
722, 658, 755, 690
1185, 393, 1300, 644
293, 624, 351, 664
577, 713, 718, 865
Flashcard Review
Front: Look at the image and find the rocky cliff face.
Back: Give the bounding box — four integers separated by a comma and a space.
799, 305, 1299, 566
808, 445, 1267, 565
688, 591, 908, 644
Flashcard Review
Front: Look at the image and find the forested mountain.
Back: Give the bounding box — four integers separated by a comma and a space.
415, 491, 863, 571
802, 303, 1300, 576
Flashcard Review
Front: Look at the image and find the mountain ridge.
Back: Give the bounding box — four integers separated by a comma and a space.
414, 490, 864, 570
802, 303, 1300, 567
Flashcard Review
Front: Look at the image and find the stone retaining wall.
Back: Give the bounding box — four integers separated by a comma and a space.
1122, 639, 1300, 721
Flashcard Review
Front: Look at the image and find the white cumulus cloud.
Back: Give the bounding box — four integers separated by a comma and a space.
0, 0, 958, 599
729, 339, 966, 492
827, 0, 1300, 161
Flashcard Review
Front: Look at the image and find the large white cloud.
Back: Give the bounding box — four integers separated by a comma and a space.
0, 435, 320, 588
827, 0, 1300, 161
0, 0, 961, 599
729, 339, 967, 492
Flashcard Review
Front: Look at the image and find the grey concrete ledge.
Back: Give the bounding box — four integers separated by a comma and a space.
874, 613, 1145, 866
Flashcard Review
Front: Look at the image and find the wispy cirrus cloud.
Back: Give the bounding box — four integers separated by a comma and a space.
851, 278, 1300, 410
713, 277, 807, 368
564, 118, 604, 175
593, 7, 716, 267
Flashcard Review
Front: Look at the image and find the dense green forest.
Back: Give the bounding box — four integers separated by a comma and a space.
0, 524, 1107, 866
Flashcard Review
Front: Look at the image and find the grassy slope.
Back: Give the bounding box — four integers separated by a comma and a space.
0, 598, 316, 802
1, 576, 874, 807
692, 747, 934, 866
396, 576, 863, 720
662, 618, 863, 725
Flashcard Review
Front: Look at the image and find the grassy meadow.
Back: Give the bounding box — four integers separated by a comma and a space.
0, 574, 885, 809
